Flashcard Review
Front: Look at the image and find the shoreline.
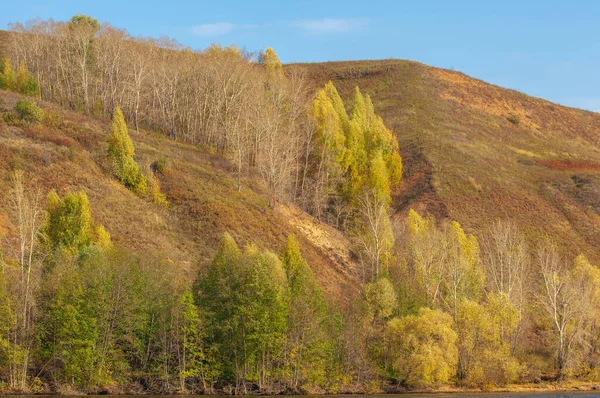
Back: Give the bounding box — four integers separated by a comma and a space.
2, 384, 600, 396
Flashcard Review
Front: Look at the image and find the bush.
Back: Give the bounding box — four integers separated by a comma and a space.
151, 157, 170, 174
506, 113, 520, 125
14, 99, 44, 122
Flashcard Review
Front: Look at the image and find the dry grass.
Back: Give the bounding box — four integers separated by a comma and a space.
298, 59, 600, 264
0, 89, 359, 299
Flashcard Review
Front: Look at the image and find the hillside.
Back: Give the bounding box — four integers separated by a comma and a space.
301, 59, 600, 263
3, 24, 600, 392
0, 90, 359, 298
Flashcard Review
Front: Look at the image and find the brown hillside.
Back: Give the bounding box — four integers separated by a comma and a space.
300, 59, 600, 263
0, 90, 359, 298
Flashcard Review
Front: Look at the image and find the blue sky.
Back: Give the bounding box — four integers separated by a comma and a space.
2, 0, 599, 111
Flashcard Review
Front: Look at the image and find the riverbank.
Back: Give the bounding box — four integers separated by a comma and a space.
3, 381, 600, 396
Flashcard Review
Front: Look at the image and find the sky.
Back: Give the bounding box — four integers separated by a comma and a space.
2, 0, 599, 111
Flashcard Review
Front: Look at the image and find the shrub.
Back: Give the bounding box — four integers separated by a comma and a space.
151, 157, 169, 174
147, 167, 168, 206
506, 113, 520, 125
14, 99, 44, 122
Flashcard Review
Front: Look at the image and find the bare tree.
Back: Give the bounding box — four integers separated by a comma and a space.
536, 244, 587, 380
355, 189, 394, 281
481, 219, 530, 352
6, 171, 43, 389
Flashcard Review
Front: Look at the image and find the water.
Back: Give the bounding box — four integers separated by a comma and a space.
9, 394, 600, 398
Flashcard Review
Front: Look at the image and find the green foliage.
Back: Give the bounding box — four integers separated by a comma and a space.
195, 233, 290, 386
281, 236, 329, 388
152, 157, 170, 174
506, 113, 520, 125
42, 190, 94, 253
14, 98, 44, 122
107, 107, 147, 194
176, 290, 207, 389
364, 276, 397, 322
16, 61, 39, 97
42, 267, 100, 387
41, 189, 109, 254
68, 14, 100, 32
0, 270, 14, 369
388, 308, 458, 388
0, 58, 39, 96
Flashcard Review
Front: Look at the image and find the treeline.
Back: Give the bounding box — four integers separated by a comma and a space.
4, 14, 404, 280
2, 168, 600, 394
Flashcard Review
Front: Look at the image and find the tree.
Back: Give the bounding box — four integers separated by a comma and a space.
175, 290, 205, 392
263, 47, 283, 80
441, 221, 484, 317
406, 209, 448, 305
536, 244, 582, 381
355, 186, 394, 281
195, 233, 290, 393
453, 298, 519, 386
67, 14, 100, 111
388, 308, 457, 388
281, 236, 328, 390
15, 61, 39, 96
0, 57, 16, 90
107, 107, 147, 193
571, 255, 600, 379
6, 171, 43, 389
481, 220, 529, 353
41, 189, 109, 255
0, 266, 16, 388
42, 264, 100, 388
310, 84, 346, 219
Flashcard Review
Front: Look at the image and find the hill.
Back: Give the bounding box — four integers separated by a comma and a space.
300, 59, 600, 263
0, 90, 359, 298
2, 24, 600, 392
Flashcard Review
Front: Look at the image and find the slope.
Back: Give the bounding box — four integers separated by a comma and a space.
302, 59, 600, 263
0, 90, 359, 298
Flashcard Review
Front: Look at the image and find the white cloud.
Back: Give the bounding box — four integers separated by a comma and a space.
191, 22, 237, 37
291, 18, 369, 34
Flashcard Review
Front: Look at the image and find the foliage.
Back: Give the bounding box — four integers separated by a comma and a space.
14, 99, 44, 122
0, 57, 16, 90
0, 58, 39, 96
263, 47, 283, 80
107, 107, 147, 194
41, 190, 109, 254
388, 308, 457, 388
195, 233, 290, 391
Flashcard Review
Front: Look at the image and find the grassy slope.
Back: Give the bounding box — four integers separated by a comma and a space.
301, 60, 600, 263
0, 90, 359, 298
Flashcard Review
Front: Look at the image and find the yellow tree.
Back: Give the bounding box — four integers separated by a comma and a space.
406, 209, 448, 305
310, 85, 346, 218
0, 57, 16, 91
388, 308, 458, 388
107, 107, 147, 193
263, 47, 283, 80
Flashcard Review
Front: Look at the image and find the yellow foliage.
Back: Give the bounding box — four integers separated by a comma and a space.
388, 308, 458, 388
263, 47, 283, 80
95, 225, 112, 250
